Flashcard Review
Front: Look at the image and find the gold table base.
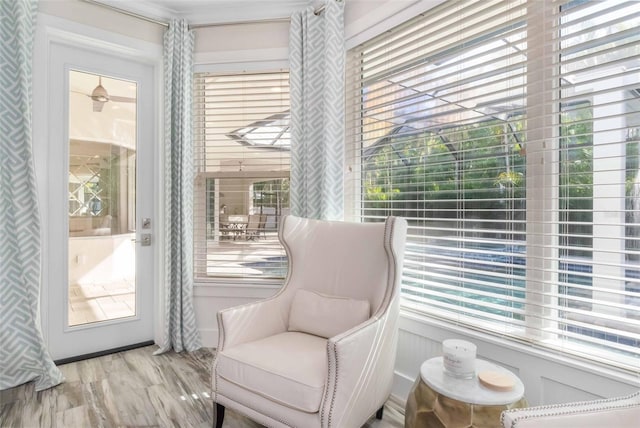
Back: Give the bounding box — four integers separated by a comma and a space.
404, 376, 527, 428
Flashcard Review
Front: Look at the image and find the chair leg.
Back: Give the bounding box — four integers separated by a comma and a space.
375, 406, 384, 420
214, 403, 225, 428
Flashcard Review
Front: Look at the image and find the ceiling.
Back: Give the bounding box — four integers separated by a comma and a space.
69, 70, 137, 149
96, 0, 318, 25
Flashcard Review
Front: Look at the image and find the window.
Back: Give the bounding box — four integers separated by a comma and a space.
68, 71, 137, 237
193, 71, 290, 281
346, 0, 640, 371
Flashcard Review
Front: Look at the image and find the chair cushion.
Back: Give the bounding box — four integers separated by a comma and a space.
288, 289, 370, 338
217, 332, 328, 413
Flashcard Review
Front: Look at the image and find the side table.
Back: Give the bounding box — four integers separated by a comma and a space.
405, 357, 527, 428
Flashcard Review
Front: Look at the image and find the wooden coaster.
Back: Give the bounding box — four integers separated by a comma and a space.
478, 371, 515, 391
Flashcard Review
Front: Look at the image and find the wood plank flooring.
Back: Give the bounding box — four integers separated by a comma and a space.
0, 345, 404, 428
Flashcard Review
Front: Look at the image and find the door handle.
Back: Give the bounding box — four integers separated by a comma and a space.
131, 233, 152, 246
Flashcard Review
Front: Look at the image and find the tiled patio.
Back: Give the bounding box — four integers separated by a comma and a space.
68, 279, 135, 326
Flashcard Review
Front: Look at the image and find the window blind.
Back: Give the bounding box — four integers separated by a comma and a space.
346, 0, 640, 371
193, 71, 290, 281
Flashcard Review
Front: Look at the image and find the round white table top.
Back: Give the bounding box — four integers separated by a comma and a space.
420, 357, 525, 406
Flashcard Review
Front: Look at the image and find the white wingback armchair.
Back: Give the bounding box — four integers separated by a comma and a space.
501, 391, 640, 428
212, 215, 407, 428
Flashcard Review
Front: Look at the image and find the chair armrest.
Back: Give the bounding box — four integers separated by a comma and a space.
217, 296, 289, 351
321, 302, 400, 428
500, 391, 640, 428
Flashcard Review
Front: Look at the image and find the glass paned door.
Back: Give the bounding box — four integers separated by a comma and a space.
67, 70, 137, 326
45, 41, 155, 361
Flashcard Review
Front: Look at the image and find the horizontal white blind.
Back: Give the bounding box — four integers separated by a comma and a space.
549, 0, 640, 369
346, 0, 640, 371
346, 0, 529, 327
193, 72, 290, 280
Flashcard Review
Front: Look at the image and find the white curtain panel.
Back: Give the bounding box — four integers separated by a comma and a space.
289, 0, 345, 220
156, 19, 201, 354
0, 0, 64, 391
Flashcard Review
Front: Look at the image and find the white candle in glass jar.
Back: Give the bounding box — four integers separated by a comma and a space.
442, 339, 477, 379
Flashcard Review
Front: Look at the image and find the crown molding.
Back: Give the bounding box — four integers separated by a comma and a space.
92, 0, 313, 25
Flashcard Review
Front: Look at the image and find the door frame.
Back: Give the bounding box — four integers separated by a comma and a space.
33, 14, 165, 359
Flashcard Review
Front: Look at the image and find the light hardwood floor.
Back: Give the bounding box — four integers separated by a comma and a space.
0, 345, 404, 428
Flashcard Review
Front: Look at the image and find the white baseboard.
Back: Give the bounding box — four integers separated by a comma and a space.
392, 371, 415, 405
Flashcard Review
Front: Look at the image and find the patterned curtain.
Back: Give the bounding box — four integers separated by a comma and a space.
0, 0, 64, 391
289, 0, 345, 220
155, 19, 201, 353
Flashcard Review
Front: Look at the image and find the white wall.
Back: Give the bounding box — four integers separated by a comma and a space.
38, 0, 164, 43
194, 21, 290, 72
191, 0, 640, 407
68, 234, 135, 285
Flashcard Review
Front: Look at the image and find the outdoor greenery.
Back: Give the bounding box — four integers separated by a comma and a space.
363, 105, 640, 252
362, 117, 527, 230
363, 104, 640, 320
253, 178, 290, 215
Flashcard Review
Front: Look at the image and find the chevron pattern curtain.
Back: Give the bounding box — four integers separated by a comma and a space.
289, 0, 345, 220
155, 19, 201, 354
0, 0, 64, 391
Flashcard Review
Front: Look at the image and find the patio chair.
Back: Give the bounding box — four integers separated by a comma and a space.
219, 214, 231, 239
258, 213, 267, 239
245, 214, 261, 240
212, 215, 407, 428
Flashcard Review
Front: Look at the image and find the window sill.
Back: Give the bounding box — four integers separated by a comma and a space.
399, 307, 640, 389
193, 279, 282, 300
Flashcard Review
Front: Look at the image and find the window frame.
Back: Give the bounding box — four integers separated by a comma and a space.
345, 0, 640, 372
192, 68, 291, 286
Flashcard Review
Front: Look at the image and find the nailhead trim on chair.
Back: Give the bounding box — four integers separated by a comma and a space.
321, 342, 331, 427
323, 216, 400, 427
381, 217, 398, 316
212, 310, 224, 404
328, 341, 339, 427
279, 216, 294, 289
500, 391, 640, 428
